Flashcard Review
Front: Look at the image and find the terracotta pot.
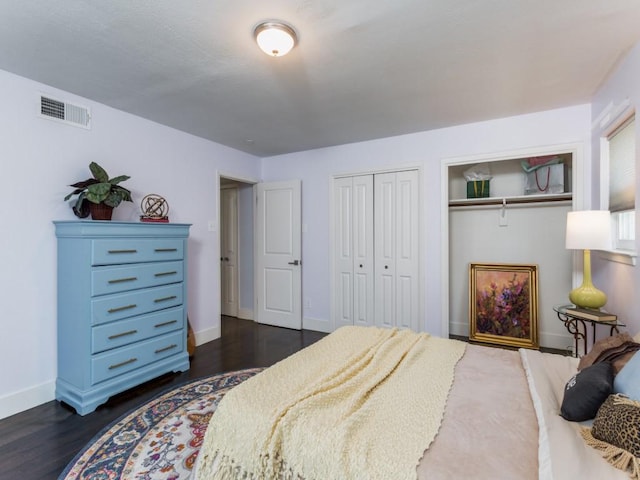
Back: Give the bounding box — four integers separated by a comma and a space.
89, 202, 114, 220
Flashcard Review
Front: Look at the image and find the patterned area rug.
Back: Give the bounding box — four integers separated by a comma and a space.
59, 368, 263, 480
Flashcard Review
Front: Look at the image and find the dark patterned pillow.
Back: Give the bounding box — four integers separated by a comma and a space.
560, 361, 613, 422
581, 394, 640, 477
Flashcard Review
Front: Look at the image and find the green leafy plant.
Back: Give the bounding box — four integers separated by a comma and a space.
64, 162, 132, 218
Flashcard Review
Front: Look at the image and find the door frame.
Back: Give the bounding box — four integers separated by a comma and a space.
218, 172, 258, 324
439, 143, 584, 340
329, 165, 424, 332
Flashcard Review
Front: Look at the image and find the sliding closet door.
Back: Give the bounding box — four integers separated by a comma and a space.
374, 170, 419, 330
334, 175, 374, 328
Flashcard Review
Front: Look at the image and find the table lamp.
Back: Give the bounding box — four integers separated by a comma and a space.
565, 210, 612, 309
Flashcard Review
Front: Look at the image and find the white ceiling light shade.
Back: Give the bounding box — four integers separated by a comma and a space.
254, 22, 297, 57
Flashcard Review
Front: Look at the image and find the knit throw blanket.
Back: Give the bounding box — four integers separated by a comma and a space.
196, 326, 466, 480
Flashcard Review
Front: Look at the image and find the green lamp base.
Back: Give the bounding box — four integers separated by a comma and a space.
569, 285, 607, 310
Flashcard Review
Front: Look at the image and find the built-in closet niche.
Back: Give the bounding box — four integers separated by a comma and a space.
333, 169, 420, 332
447, 149, 577, 351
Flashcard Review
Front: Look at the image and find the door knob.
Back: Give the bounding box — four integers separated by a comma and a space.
288, 259, 300, 266
359, 264, 363, 268
384, 265, 389, 269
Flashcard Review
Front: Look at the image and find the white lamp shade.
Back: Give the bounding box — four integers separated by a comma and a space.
254, 22, 296, 57
565, 210, 612, 250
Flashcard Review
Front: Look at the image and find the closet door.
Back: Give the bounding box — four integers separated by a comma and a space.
334, 175, 374, 328
374, 170, 419, 330
352, 175, 374, 326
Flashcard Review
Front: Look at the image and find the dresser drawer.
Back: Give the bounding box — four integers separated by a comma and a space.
92, 239, 184, 265
91, 261, 184, 296
92, 306, 185, 354
91, 284, 183, 325
91, 331, 184, 384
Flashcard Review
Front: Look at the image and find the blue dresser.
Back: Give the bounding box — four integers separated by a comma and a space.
54, 221, 191, 415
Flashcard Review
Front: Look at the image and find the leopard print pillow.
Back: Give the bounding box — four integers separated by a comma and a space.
591, 394, 640, 457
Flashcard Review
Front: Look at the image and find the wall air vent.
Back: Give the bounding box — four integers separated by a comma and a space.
39, 95, 91, 129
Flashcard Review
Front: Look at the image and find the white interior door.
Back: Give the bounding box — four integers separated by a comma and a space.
352, 175, 375, 326
255, 180, 302, 329
334, 175, 374, 328
374, 173, 397, 328
334, 177, 354, 328
220, 186, 239, 317
394, 170, 419, 330
374, 170, 419, 330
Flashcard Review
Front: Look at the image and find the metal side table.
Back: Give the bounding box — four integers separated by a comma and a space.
554, 304, 625, 357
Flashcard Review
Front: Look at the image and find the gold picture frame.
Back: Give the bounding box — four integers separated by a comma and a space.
469, 263, 539, 350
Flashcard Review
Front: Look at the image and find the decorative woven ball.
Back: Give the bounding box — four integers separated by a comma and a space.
141, 194, 169, 218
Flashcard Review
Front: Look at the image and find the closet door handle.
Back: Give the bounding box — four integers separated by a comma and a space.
288, 260, 300, 266
359, 264, 363, 268
384, 265, 389, 269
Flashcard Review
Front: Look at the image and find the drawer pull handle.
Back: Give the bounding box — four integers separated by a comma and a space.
108, 358, 137, 370
155, 248, 178, 253
108, 329, 138, 340
155, 320, 178, 328
108, 304, 137, 313
155, 271, 177, 277
108, 276, 138, 284
154, 295, 177, 303
107, 249, 138, 254
155, 344, 178, 354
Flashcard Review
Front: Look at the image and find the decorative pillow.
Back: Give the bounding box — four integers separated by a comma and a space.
578, 333, 635, 371
581, 394, 640, 478
614, 351, 640, 401
560, 361, 614, 422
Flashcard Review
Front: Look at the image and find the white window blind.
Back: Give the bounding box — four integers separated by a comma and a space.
608, 117, 635, 212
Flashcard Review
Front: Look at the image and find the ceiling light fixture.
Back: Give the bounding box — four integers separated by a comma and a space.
254, 21, 297, 57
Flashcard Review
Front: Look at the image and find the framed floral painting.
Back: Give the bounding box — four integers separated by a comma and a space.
469, 263, 539, 349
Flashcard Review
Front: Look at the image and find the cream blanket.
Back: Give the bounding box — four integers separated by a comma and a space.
195, 326, 466, 480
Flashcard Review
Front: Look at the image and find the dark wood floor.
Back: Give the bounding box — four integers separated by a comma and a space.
0, 317, 327, 480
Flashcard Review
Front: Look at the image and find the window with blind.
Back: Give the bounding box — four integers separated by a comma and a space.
606, 116, 636, 252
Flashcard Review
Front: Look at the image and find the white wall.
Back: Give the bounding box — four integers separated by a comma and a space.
261, 104, 592, 337
449, 204, 573, 350
0, 69, 260, 419
591, 41, 640, 337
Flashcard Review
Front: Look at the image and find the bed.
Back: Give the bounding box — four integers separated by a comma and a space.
193, 326, 639, 480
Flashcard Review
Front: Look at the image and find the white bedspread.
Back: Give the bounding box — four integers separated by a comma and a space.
193, 335, 626, 480
196, 327, 465, 480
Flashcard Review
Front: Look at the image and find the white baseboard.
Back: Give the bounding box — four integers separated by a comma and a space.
449, 320, 469, 338
0, 325, 224, 420
303, 316, 332, 333
0, 381, 55, 421
195, 325, 221, 346
539, 331, 575, 354
449, 320, 573, 353
237, 307, 254, 320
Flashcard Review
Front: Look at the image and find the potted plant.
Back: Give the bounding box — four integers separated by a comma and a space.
64, 162, 132, 220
